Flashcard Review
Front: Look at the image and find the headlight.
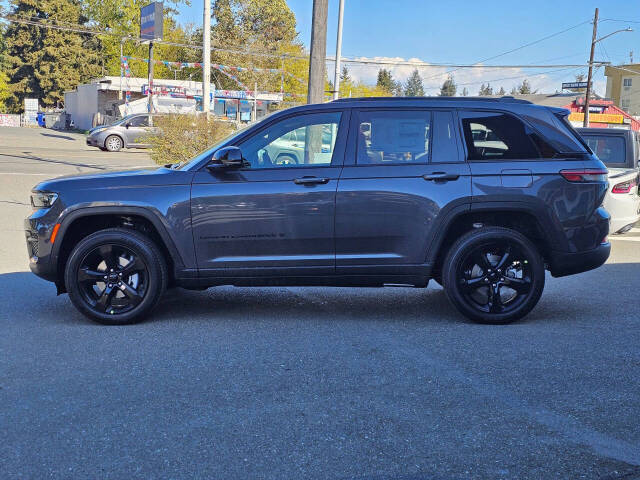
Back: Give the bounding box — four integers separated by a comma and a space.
90, 127, 106, 135
31, 191, 58, 210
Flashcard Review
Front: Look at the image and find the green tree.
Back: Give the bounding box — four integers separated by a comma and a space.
340, 66, 351, 84
461, 87, 469, 96
4, 0, 102, 111
517, 79, 535, 94
478, 83, 493, 96
210, 0, 308, 96
404, 69, 424, 96
497, 86, 506, 96
438, 74, 457, 96
376, 68, 399, 95
0, 71, 10, 111
510, 86, 518, 95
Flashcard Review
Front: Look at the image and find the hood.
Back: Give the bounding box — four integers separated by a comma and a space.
33, 167, 193, 193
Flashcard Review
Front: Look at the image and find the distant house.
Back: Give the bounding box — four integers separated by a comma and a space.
604, 64, 640, 115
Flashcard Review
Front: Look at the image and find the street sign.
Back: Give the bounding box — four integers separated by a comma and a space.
140, 2, 163, 41
562, 81, 589, 90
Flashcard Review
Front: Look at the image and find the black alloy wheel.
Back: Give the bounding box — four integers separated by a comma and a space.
76, 244, 148, 316
442, 227, 545, 324
65, 228, 167, 324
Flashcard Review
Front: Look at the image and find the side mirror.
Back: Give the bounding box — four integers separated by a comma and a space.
209, 146, 245, 168
125, 122, 131, 129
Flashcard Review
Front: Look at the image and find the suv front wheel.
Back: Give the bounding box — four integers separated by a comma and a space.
442, 227, 545, 324
64, 228, 168, 325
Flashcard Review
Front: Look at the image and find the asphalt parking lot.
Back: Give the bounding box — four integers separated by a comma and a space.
1, 127, 639, 479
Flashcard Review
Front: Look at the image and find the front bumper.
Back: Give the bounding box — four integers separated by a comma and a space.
25, 213, 59, 283
548, 242, 611, 278
86, 136, 100, 147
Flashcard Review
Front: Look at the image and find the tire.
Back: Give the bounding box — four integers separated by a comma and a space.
104, 135, 123, 152
442, 227, 545, 324
98, 146, 108, 151
64, 228, 168, 325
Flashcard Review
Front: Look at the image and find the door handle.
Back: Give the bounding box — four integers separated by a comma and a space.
423, 172, 460, 181
294, 176, 330, 185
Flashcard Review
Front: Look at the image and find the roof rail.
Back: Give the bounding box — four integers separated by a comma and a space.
331, 96, 532, 104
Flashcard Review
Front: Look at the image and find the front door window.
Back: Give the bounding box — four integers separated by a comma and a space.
238, 112, 342, 168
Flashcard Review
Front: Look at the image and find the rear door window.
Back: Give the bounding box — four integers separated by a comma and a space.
355, 110, 431, 164
582, 135, 627, 168
460, 111, 556, 160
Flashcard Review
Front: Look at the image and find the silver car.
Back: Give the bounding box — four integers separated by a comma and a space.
86, 114, 160, 152
577, 127, 640, 234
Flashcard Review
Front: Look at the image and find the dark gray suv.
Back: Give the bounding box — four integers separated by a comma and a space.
26, 97, 610, 325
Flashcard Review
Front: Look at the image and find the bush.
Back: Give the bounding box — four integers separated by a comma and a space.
146, 114, 237, 165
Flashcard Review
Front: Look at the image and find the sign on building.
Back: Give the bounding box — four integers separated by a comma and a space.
24, 98, 39, 125
140, 2, 163, 41
562, 81, 589, 90
568, 112, 624, 124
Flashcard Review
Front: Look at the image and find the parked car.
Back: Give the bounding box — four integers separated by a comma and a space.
576, 127, 640, 234
26, 97, 610, 325
86, 114, 160, 152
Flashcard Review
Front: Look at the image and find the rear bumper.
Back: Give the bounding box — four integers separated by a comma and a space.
548, 243, 611, 278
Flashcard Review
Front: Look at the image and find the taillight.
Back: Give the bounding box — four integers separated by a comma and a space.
611, 177, 638, 194
560, 169, 608, 183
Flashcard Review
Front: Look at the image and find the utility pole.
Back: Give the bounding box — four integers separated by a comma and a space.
148, 41, 154, 114
203, 0, 211, 116
332, 0, 345, 100
584, 7, 598, 127
307, 0, 329, 104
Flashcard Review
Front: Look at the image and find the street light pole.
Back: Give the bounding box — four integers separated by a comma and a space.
583, 8, 598, 127
332, 0, 345, 101
203, 0, 211, 117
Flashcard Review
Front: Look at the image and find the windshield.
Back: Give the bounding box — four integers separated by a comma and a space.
111, 114, 137, 126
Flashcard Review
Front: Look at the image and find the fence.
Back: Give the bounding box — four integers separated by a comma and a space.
0, 113, 21, 127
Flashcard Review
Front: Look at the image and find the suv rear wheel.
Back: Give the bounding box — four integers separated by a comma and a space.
442, 227, 545, 324
64, 228, 168, 325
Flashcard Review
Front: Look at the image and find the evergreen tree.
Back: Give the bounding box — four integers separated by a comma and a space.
497, 86, 506, 96
461, 87, 469, 96
438, 74, 457, 96
4, 0, 101, 111
340, 66, 351, 84
510, 86, 518, 95
478, 83, 493, 96
404, 69, 424, 96
517, 79, 535, 94
376, 68, 399, 95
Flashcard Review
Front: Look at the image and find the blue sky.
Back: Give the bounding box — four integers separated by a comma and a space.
177, 0, 640, 95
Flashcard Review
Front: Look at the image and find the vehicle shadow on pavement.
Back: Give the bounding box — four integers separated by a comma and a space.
2, 262, 638, 327
40, 133, 76, 141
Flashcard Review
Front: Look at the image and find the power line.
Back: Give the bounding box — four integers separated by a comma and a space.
0, 12, 609, 71
422, 19, 592, 81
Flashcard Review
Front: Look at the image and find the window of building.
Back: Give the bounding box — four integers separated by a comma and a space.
238, 112, 341, 169
621, 99, 631, 112
460, 111, 556, 160
356, 110, 431, 164
623, 78, 633, 87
